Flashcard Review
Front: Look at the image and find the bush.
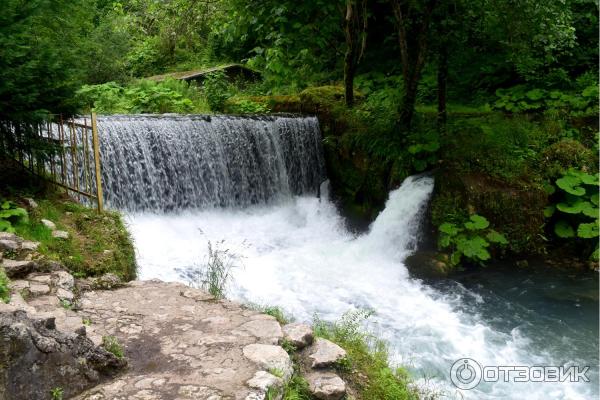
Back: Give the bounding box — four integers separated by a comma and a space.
540, 139, 597, 180
545, 168, 599, 260
0, 200, 28, 232
76, 79, 210, 114
438, 214, 508, 267
203, 71, 230, 112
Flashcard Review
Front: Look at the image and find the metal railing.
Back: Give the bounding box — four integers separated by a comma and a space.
0, 112, 104, 212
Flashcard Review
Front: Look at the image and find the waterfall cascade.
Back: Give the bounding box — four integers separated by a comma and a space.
96, 115, 326, 212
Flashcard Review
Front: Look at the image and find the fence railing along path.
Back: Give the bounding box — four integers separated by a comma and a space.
0, 112, 104, 212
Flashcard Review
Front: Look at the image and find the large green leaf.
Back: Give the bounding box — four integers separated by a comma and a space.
556, 175, 585, 196
464, 215, 490, 231
439, 223, 460, 236
456, 236, 490, 260
554, 220, 575, 238
486, 230, 508, 245
577, 221, 599, 239
0, 220, 14, 232
591, 193, 599, 206
543, 205, 555, 218
556, 200, 587, 214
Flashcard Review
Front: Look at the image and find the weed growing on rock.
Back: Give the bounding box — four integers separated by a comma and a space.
0, 268, 10, 303
246, 303, 293, 325
102, 336, 124, 359
50, 387, 64, 400
185, 240, 241, 299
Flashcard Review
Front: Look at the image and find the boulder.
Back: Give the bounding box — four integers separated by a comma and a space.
306, 372, 346, 400
52, 230, 70, 239
404, 251, 450, 279
242, 344, 293, 380
282, 323, 313, 350
20, 241, 40, 251
308, 338, 347, 369
0, 310, 126, 400
246, 371, 284, 398
0, 239, 19, 252
24, 198, 38, 209
2, 259, 36, 279
53, 270, 75, 291
41, 219, 56, 230
240, 318, 283, 345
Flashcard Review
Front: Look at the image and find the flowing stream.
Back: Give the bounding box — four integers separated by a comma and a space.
97, 115, 598, 399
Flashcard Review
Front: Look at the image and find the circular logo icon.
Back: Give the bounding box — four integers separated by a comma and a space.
450, 358, 482, 390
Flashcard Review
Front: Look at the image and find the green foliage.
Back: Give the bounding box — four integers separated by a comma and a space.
203, 72, 231, 112
77, 79, 210, 114
225, 98, 271, 114
0, 201, 28, 233
0, 268, 10, 304
313, 309, 418, 400
102, 335, 124, 359
50, 387, 64, 400
438, 214, 507, 267
541, 139, 597, 180
13, 196, 136, 280
493, 85, 598, 116
545, 168, 599, 259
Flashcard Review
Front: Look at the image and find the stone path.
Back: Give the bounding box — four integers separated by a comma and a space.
73, 280, 290, 400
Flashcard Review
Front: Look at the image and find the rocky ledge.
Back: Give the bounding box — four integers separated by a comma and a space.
1, 233, 350, 400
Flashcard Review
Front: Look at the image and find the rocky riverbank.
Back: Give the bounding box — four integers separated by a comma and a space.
0, 233, 350, 400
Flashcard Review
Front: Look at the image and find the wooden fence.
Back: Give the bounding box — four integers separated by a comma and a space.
0, 113, 104, 212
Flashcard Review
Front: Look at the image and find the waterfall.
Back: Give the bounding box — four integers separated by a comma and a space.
96, 115, 326, 212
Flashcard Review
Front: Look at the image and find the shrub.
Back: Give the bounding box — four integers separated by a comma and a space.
203, 71, 230, 112
438, 214, 508, 267
540, 139, 596, 180
0, 200, 28, 232
545, 168, 599, 260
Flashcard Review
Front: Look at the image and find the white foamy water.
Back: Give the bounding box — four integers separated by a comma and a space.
127, 175, 597, 399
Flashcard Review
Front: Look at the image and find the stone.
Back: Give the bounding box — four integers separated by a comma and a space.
56, 288, 75, 301
24, 198, 38, 209
246, 371, 284, 394
29, 283, 51, 297
41, 219, 56, 230
308, 338, 347, 369
306, 372, 346, 400
0, 232, 19, 241
0, 239, 19, 252
282, 323, 313, 349
0, 310, 125, 400
52, 230, 70, 239
240, 318, 283, 344
242, 344, 293, 380
9, 280, 29, 292
20, 240, 40, 251
28, 273, 52, 284
53, 270, 75, 290
2, 259, 36, 279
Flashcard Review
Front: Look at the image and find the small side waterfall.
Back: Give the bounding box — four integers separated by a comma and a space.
96, 115, 326, 212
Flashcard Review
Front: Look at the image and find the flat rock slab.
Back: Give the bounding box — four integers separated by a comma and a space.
282, 323, 313, 350
307, 372, 346, 400
72, 280, 289, 400
308, 338, 347, 369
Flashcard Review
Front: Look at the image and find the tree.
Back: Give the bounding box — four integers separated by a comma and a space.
343, 0, 368, 107
0, 0, 93, 120
391, 0, 438, 130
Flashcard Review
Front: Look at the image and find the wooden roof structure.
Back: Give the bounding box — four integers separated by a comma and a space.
146, 63, 261, 83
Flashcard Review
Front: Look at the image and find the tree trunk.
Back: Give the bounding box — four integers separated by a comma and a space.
344, 1, 356, 107
437, 45, 448, 133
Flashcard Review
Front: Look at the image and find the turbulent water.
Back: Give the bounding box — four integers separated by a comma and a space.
95, 115, 598, 399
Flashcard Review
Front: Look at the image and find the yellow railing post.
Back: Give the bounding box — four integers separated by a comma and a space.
91, 112, 104, 213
